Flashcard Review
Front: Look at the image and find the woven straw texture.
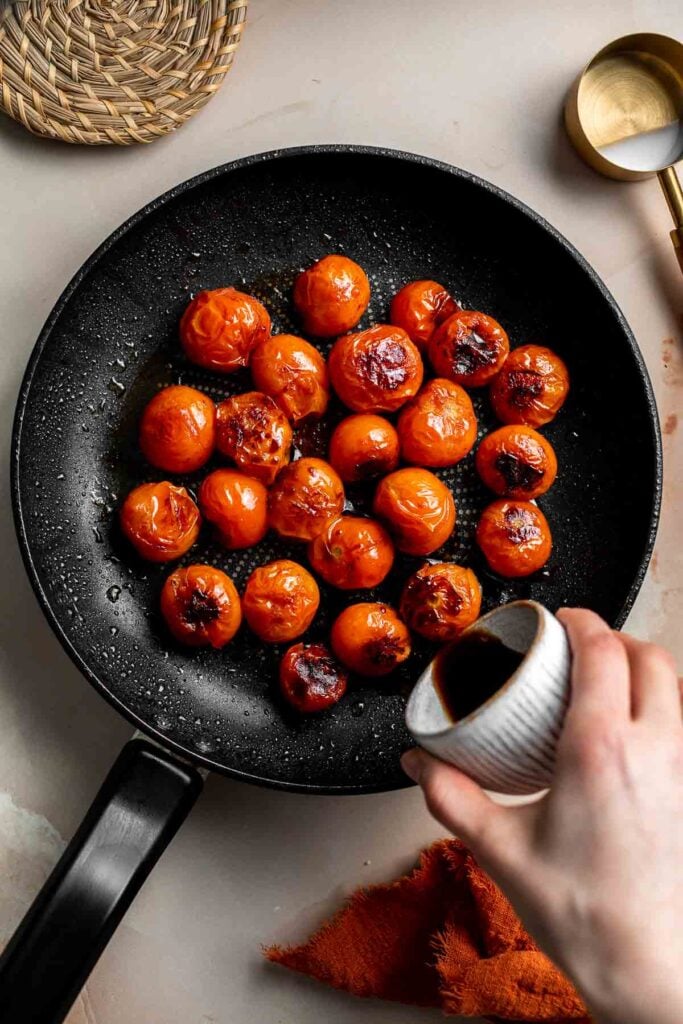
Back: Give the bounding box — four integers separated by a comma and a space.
0, 0, 247, 145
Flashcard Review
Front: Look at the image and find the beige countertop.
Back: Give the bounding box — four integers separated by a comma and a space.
0, 1, 681, 1021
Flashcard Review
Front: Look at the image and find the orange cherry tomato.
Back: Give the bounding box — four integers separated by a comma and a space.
428, 310, 510, 387
330, 602, 411, 677
397, 378, 478, 468
160, 565, 242, 648
307, 515, 394, 590
139, 385, 215, 473
373, 468, 456, 556
216, 391, 292, 486
242, 559, 320, 643
476, 499, 552, 577
120, 481, 200, 563
198, 469, 267, 550
180, 287, 271, 372
490, 345, 569, 427
279, 642, 348, 713
475, 425, 558, 499
293, 254, 370, 337
328, 325, 424, 413
268, 457, 345, 542
329, 413, 399, 483
389, 279, 460, 350
250, 334, 329, 423
400, 562, 482, 642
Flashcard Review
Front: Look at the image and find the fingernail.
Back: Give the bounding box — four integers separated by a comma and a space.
401, 748, 423, 783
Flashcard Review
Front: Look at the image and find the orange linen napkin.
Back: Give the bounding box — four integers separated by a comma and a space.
266, 838, 591, 1022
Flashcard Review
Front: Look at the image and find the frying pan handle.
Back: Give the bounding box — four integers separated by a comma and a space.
0, 738, 203, 1024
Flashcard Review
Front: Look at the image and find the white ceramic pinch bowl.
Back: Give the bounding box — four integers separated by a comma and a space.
405, 600, 571, 795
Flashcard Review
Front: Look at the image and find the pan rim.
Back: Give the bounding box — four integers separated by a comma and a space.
10, 144, 663, 794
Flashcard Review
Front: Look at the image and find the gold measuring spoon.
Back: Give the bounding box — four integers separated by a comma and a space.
565, 33, 683, 274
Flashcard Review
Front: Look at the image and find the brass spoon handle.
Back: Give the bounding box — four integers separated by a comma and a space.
658, 165, 683, 275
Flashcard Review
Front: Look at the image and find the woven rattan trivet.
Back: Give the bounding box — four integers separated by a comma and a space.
0, 0, 247, 145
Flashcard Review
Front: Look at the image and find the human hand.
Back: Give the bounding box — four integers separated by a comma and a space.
402, 609, 683, 1024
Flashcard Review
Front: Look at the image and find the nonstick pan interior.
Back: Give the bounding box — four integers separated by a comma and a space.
12, 147, 661, 792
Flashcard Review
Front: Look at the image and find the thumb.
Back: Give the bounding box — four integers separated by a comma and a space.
402, 747, 503, 854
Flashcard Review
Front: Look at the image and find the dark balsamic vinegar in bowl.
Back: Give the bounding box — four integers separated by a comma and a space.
433, 632, 524, 723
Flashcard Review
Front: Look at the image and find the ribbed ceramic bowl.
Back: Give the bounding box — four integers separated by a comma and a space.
405, 601, 571, 795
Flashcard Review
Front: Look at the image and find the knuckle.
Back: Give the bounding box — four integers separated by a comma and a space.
562, 719, 625, 771
641, 642, 677, 674
584, 631, 622, 661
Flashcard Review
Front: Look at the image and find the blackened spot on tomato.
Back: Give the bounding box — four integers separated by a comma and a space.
507, 370, 543, 408
403, 573, 463, 629
495, 452, 544, 492
451, 331, 497, 376
292, 645, 344, 697
364, 633, 408, 668
360, 338, 408, 390
503, 505, 541, 544
184, 590, 220, 624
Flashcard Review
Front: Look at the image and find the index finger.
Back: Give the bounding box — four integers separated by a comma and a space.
556, 608, 631, 729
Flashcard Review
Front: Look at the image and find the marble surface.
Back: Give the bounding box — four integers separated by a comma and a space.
0, 1, 681, 1021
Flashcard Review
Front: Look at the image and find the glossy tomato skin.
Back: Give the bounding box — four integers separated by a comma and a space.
400, 562, 482, 642
279, 642, 348, 713
389, 279, 460, 350
139, 385, 215, 473
428, 310, 510, 387
330, 602, 411, 677
268, 457, 345, 542
475, 425, 558, 499
373, 468, 456, 556
180, 287, 271, 372
161, 565, 241, 648
216, 391, 292, 486
476, 499, 552, 577
397, 378, 478, 467
120, 481, 200, 562
490, 345, 569, 427
328, 414, 399, 483
293, 255, 370, 337
198, 469, 268, 550
243, 559, 320, 643
250, 334, 329, 423
307, 515, 394, 590
328, 325, 424, 413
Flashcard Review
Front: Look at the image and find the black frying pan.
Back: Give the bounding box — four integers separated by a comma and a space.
1, 147, 661, 1023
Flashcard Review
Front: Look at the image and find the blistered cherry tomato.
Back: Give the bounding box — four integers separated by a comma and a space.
139, 385, 215, 473
397, 378, 477, 467
243, 559, 320, 643
198, 469, 267, 550
328, 414, 399, 483
180, 287, 271, 372
250, 334, 329, 423
428, 310, 510, 387
293, 254, 370, 337
216, 391, 292, 485
328, 325, 423, 413
400, 562, 482, 642
490, 345, 569, 427
476, 499, 552, 577
279, 642, 348, 713
389, 279, 460, 350
161, 565, 241, 648
120, 481, 200, 562
475, 425, 558, 499
373, 468, 456, 556
307, 515, 394, 590
268, 457, 345, 542
330, 602, 411, 677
